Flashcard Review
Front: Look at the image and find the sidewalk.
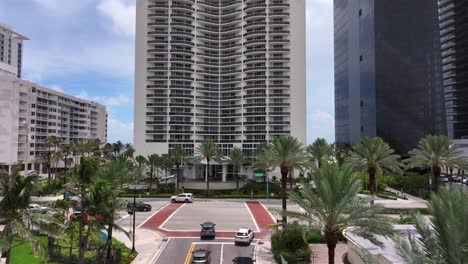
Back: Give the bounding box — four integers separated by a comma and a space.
255, 240, 276, 264
373, 188, 428, 209
113, 228, 166, 264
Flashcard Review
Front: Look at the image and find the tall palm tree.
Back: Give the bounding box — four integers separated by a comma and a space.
264, 135, 306, 224
97, 156, 132, 263
283, 164, 394, 264
332, 142, 351, 166
396, 189, 468, 263
227, 147, 246, 191
196, 139, 220, 191
112, 140, 124, 158
39, 150, 53, 188
134, 155, 147, 181
160, 154, 174, 183
123, 144, 136, 161
171, 145, 186, 193
146, 154, 160, 190
346, 137, 403, 195
405, 135, 468, 192
73, 156, 99, 264
306, 138, 333, 168
0, 165, 63, 264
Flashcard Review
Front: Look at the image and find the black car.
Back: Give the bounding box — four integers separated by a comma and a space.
126, 201, 152, 212
200, 222, 216, 239
192, 249, 211, 264
232, 257, 255, 264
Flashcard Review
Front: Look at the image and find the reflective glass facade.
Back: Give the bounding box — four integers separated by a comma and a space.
440, 0, 468, 139
334, 0, 446, 154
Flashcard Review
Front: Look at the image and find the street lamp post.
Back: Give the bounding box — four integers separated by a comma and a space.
131, 187, 136, 253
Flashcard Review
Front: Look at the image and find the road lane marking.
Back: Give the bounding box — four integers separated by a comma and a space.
151, 237, 171, 263
244, 202, 261, 232
184, 242, 195, 264
137, 203, 171, 229
220, 243, 224, 264
259, 201, 277, 222
159, 203, 186, 229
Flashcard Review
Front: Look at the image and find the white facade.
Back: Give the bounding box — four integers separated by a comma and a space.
0, 23, 27, 78
134, 0, 306, 158
0, 72, 108, 172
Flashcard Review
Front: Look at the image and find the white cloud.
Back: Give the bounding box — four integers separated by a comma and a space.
107, 117, 133, 143
76, 90, 130, 107
49, 84, 64, 93
22, 41, 134, 80
97, 0, 136, 36
32, 0, 94, 16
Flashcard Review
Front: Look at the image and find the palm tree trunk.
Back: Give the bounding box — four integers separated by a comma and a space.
176, 163, 180, 193
206, 161, 210, 191
433, 165, 441, 192
368, 167, 377, 195
280, 166, 288, 225
5, 236, 13, 264
78, 189, 85, 264
149, 167, 153, 190
106, 220, 114, 263
47, 163, 51, 191
289, 169, 293, 190
327, 242, 336, 264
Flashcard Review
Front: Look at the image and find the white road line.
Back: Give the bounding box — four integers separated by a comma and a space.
158, 203, 186, 229
244, 202, 261, 232
116, 214, 130, 223
151, 237, 171, 264
259, 201, 277, 222
220, 243, 224, 264
136, 203, 171, 229
253, 239, 260, 262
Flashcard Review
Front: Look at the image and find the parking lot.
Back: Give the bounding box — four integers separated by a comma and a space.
155, 238, 257, 264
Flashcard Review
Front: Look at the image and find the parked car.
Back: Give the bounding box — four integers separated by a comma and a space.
200, 222, 216, 239
27, 204, 49, 214
126, 201, 152, 212
171, 193, 194, 203
234, 228, 255, 245
192, 249, 211, 264
232, 257, 255, 264
69, 211, 103, 223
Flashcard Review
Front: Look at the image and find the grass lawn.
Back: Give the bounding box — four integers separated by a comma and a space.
10, 237, 59, 264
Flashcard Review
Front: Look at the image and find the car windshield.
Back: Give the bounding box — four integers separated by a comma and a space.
202, 227, 213, 231
193, 257, 206, 260
236, 232, 247, 236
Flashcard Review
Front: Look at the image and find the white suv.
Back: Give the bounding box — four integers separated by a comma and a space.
171, 193, 194, 203
234, 228, 255, 245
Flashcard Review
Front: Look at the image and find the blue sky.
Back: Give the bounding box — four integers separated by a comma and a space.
0, 0, 334, 144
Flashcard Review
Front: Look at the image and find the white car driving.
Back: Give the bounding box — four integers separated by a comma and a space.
171, 193, 194, 203
27, 204, 48, 214
234, 228, 255, 245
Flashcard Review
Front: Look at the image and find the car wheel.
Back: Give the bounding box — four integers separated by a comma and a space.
171, 199, 176, 203
185, 199, 189, 203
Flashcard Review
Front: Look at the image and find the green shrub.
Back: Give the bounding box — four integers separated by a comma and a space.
271, 222, 311, 264
386, 171, 430, 199
305, 227, 326, 244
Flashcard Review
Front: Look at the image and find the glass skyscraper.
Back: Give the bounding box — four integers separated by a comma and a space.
334, 0, 446, 154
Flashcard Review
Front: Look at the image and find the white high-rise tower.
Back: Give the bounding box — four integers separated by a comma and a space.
134, 0, 306, 157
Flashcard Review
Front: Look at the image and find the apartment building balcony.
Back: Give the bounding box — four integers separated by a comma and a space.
269, 38, 290, 43
244, 3, 267, 11
171, 13, 194, 20
147, 66, 168, 71
148, 30, 169, 36
244, 57, 267, 63
269, 121, 290, 125
146, 130, 167, 134
244, 102, 267, 107
169, 49, 194, 55
146, 111, 168, 116
146, 102, 167, 107
169, 102, 194, 107
244, 93, 267, 98
269, 57, 290, 61
169, 112, 194, 116
169, 130, 193, 134
244, 112, 267, 116
146, 93, 167, 98
269, 102, 290, 107
244, 12, 267, 20
148, 39, 169, 44
148, 22, 168, 27
244, 75, 267, 81
219, 17, 242, 24
171, 31, 195, 37
269, 112, 290, 116
270, 75, 290, 79
170, 22, 194, 29
170, 40, 194, 46
146, 120, 167, 125
148, 75, 168, 80
169, 121, 194, 125
269, 48, 290, 53
269, 3, 289, 8
270, 12, 290, 17
147, 57, 168, 62
148, 13, 168, 18
244, 30, 267, 37
169, 93, 193, 98
244, 49, 267, 55
170, 4, 194, 12
148, 4, 168, 9
220, 104, 242, 109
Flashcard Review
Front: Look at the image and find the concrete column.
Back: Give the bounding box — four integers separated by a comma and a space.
222, 164, 227, 182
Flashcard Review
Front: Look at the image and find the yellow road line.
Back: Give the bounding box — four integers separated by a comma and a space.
184, 242, 195, 264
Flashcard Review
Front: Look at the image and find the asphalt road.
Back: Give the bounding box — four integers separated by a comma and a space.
155, 238, 256, 264
116, 200, 169, 232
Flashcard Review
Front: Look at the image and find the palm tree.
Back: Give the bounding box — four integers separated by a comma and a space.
405, 135, 467, 192
123, 144, 136, 161
160, 154, 174, 183
0, 165, 63, 264
227, 147, 246, 191
170, 145, 186, 193
264, 135, 306, 224
73, 156, 99, 264
332, 142, 351, 166
112, 140, 124, 158
396, 189, 468, 263
134, 155, 147, 181
196, 139, 220, 191
101, 143, 114, 160
346, 137, 403, 196
283, 164, 394, 264
98, 156, 132, 263
39, 150, 53, 188
306, 138, 333, 168
146, 154, 160, 190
